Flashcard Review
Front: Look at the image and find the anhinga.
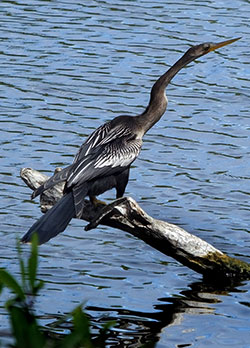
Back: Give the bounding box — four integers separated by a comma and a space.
21, 37, 239, 245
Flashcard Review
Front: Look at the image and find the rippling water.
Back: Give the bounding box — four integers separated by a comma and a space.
0, 0, 250, 346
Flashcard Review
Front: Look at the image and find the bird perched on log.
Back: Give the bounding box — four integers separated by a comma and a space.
21, 37, 239, 245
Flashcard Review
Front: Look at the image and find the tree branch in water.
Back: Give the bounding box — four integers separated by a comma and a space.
20, 167, 250, 281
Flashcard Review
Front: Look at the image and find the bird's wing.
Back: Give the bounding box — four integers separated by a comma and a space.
73, 121, 132, 161
73, 122, 111, 162
66, 136, 142, 189
32, 122, 135, 199
31, 163, 77, 199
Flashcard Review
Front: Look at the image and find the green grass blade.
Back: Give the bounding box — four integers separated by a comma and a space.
17, 240, 26, 289
28, 234, 38, 293
0, 269, 25, 300
9, 305, 45, 348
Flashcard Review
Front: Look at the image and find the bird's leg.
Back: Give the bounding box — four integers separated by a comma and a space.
89, 195, 106, 208
85, 197, 128, 231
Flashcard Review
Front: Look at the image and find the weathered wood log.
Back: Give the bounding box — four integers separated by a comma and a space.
20, 167, 250, 281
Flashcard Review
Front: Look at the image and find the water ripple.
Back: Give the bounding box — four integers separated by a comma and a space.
0, 0, 250, 346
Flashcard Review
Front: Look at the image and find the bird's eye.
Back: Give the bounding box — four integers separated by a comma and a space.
203, 43, 210, 51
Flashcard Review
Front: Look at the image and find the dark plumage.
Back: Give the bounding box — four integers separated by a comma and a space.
21, 38, 239, 244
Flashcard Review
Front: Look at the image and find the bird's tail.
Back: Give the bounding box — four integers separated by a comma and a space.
31, 163, 77, 199
21, 191, 76, 245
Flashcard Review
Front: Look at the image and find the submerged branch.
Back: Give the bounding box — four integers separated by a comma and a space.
20, 167, 250, 281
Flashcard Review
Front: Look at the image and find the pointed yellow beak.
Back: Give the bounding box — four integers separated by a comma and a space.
208, 37, 241, 52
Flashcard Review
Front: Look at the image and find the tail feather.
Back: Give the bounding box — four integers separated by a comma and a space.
21, 192, 76, 245
31, 164, 76, 199
73, 184, 89, 219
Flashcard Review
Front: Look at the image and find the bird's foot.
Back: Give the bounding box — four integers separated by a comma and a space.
85, 197, 128, 231
90, 196, 106, 209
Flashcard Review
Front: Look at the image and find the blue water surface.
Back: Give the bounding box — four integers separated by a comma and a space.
0, 1, 250, 347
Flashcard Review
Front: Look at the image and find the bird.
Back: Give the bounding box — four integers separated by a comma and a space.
21, 37, 240, 245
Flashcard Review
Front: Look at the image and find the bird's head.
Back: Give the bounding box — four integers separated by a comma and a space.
184, 37, 241, 61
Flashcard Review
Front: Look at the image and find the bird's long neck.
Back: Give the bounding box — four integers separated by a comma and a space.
137, 51, 195, 134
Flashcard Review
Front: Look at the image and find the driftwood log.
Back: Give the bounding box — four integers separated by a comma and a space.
20, 167, 250, 281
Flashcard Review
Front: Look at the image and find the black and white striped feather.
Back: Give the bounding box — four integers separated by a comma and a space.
31, 163, 77, 199
31, 118, 141, 200
66, 136, 142, 188
73, 121, 133, 161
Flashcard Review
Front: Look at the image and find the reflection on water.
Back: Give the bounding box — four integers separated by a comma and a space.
0, 0, 250, 347
42, 279, 247, 347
